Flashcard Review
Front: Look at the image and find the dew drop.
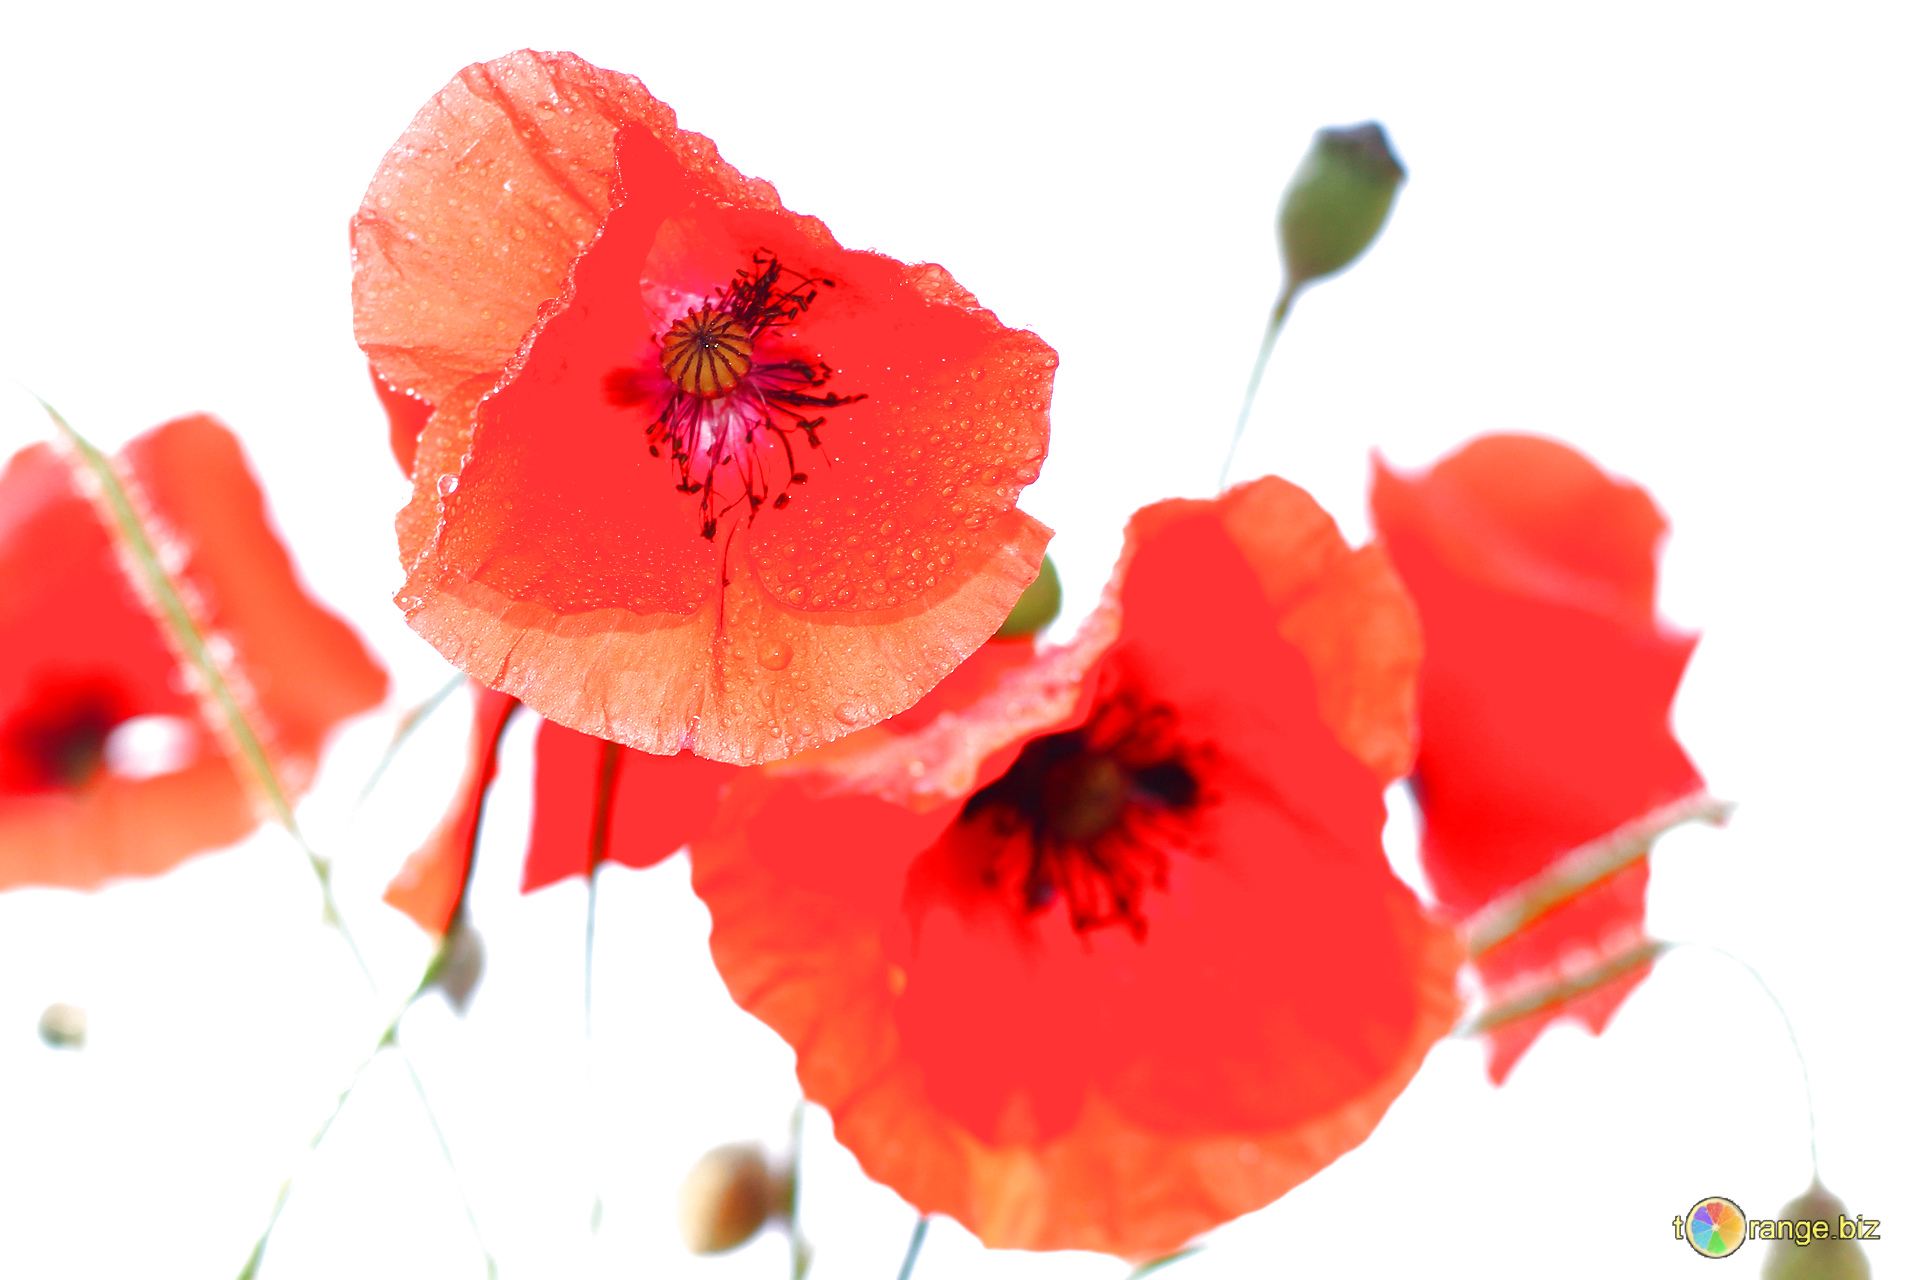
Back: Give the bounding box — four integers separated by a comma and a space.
437, 474, 460, 496
834, 702, 863, 726
758, 640, 793, 671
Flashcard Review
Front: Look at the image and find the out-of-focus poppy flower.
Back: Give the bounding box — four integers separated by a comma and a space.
1370, 434, 1721, 1083
0, 416, 387, 891
690, 478, 1462, 1258
353, 50, 1054, 765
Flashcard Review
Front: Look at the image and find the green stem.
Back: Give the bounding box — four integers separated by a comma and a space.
895, 1216, 930, 1280
356, 672, 467, 811
1127, 1247, 1201, 1279
234, 1011, 404, 1279
1218, 281, 1299, 491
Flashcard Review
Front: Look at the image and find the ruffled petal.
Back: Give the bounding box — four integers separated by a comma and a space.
356, 51, 1054, 764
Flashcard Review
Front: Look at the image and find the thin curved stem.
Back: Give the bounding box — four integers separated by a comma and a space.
355, 672, 468, 811
399, 1046, 499, 1278
1218, 281, 1299, 492
1681, 942, 1820, 1179
895, 1215, 930, 1280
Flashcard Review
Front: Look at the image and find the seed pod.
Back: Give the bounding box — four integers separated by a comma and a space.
994, 555, 1062, 640
679, 1143, 791, 1254
427, 916, 485, 1015
1278, 123, 1406, 288
1762, 1180, 1871, 1280
38, 1002, 87, 1049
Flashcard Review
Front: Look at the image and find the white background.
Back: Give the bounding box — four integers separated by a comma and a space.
1, 1, 1915, 1276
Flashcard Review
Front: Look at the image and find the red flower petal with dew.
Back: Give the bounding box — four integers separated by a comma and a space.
0, 416, 387, 891
691, 478, 1460, 1258
353, 51, 1053, 765
1370, 434, 1720, 1083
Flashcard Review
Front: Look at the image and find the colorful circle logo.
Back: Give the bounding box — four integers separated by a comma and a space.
1687, 1196, 1747, 1258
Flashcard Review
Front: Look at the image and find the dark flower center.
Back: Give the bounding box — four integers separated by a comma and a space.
960, 691, 1202, 939
0, 677, 130, 794
604, 252, 867, 540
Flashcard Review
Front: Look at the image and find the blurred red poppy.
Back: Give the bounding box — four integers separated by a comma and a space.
1370, 434, 1720, 1083
0, 416, 387, 891
354, 50, 1054, 766
691, 478, 1461, 1258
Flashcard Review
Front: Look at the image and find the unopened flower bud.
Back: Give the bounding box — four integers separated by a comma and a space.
1762, 1180, 1871, 1280
1278, 123, 1405, 288
427, 916, 485, 1015
678, 1143, 791, 1254
993, 555, 1062, 640
38, 1002, 87, 1049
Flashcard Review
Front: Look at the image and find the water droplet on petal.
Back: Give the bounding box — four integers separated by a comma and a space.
437, 474, 460, 496
834, 702, 862, 726
757, 640, 793, 671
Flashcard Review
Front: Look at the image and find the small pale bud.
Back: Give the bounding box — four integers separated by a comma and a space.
38, 1002, 87, 1049
1278, 123, 1405, 287
993, 555, 1062, 640
1762, 1180, 1872, 1280
678, 1143, 789, 1254
428, 917, 485, 1015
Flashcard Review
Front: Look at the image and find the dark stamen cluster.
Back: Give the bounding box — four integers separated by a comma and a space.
1, 677, 128, 793
604, 252, 866, 540
961, 688, 1203, 939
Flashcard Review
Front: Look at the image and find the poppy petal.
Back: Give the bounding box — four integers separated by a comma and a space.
520, 721, 737, 892
1, 416, 387, 891
1371, 434, 1717, 1079
692, 477, 1459, 1257
383, 683, 520, 934
356, 51, 1053, 765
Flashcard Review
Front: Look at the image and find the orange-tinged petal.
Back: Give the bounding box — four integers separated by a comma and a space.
356, 51, 1053, 764
1, 416, 387, 891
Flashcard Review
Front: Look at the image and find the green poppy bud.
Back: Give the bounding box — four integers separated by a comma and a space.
1762, 1181, 1872, 1280
994, 555, 1062, 640
38, 1002, 87, 1049
678, 1143, 791, 1254
1278, 123, 1405, 288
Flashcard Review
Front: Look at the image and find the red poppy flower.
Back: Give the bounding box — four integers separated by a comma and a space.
1370, 434, 1720, 1083
0, 416, 387, 892
353, 50, 1054, 766
690, 478, 1462, 1258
